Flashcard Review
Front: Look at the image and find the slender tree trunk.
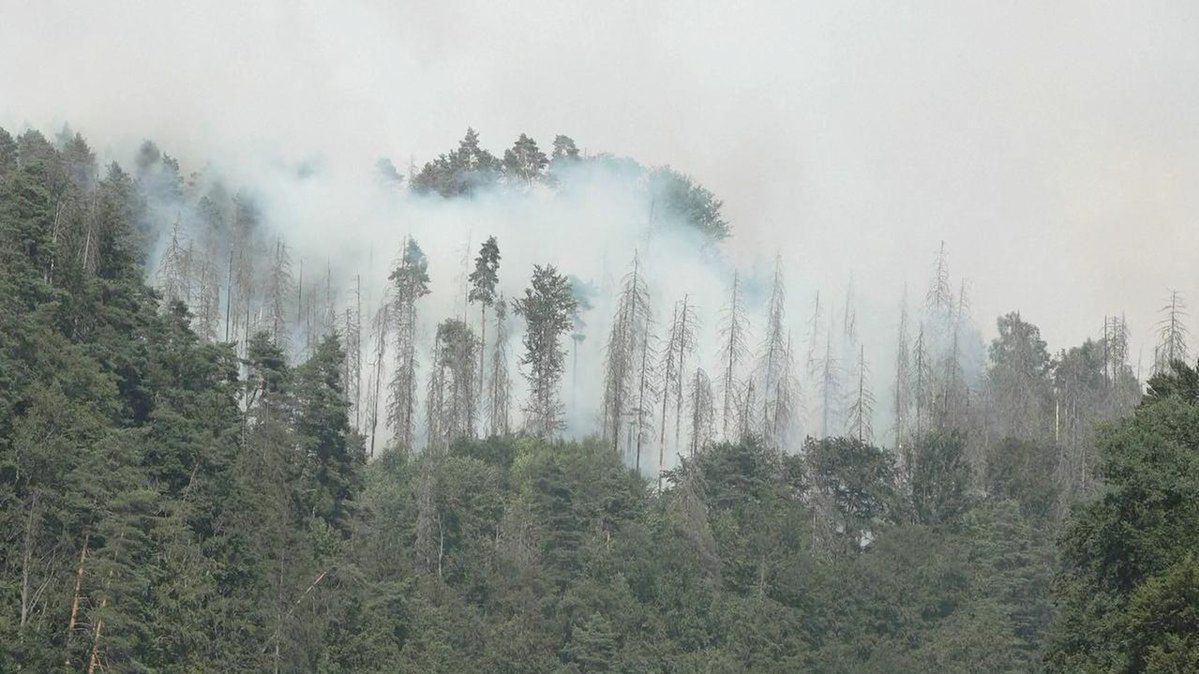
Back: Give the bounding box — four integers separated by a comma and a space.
19, 492, 39, 630
479, 303, 487, 436
64, 531, 90, 666
87, 595, 106, 674
225, 248, 234, 342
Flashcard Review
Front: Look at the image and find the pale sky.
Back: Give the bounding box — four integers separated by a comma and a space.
2, 0, 1197, 360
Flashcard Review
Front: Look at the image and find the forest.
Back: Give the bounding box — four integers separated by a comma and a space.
1, 125, 1197, 672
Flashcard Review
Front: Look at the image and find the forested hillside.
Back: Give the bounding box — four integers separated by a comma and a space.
1, 126, 1196, 672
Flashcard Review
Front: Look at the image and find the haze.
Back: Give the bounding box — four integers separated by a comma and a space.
3, 0, 1197, 359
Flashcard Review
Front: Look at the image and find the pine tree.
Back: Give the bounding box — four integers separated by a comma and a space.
156, 218, 190, 306
926, 240, 953, 318
425, 319, 478, 449
846, 344, 875, 443
568, 277, 594, 420
817, 316, 841, 439
386, 238, 430, 452
264, 238, 293, 348
893, 290, 913, 457
488, 295, 513, 436
228, 193, 261, 356
468, 236, 500, 435
913, 323, 931, 444
551, 135, 580, 161
718, 271, 749, 440
687, 368, 715, 457
293, 333, 360, 529
658, 295, 697, 467
365, 297, 390, 457
513, 265, 577, 438
342, 274, 363, 431
756, 259, 798, 449
502, 134, 548, 184
601, 255, 652, 454
1153, 290, 1189, 374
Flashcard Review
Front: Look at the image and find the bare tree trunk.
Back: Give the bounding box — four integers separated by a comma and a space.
479, 303, 487, 436
64, 532, 90, 666
19, 492, 39, 630
87, 595, 106, 674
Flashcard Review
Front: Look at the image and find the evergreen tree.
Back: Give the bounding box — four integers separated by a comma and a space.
502, 134, 548, 184
387, 237, 431, 451
986, 312, 1053, 444
488, 295, 513, 436
513, 265, 577, 438
468, 235, 501, 434
551, 134, 580, 161
425, 319, 479, 449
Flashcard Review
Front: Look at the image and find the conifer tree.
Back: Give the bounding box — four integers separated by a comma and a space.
926, 240, 953, 318
386, 238, 430, 451
468, 235, 500, 433
601, 255, 652, 453
264, 238, 293, 348
846, 344, 875, 443
551, 134, 580, 161
342, 274, 363, 431
513, 265, 577, 438
156, 218, 191, 306
425, 319, 478, 449
364, 297, 390, 457
817, 316, 841, 439
756, 259, 798, 448
488, 295, 513, 436
1153, 289, 1189, 374
502, 134, 548, 184
893, 291, 913, 454
659, 295, 697, 463
718, 271, 749, 439
687, 368, 715, 457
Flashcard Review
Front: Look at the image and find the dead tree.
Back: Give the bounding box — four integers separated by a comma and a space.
718, 271, 749, 440
601, 254, 652, 455
846, 344, 875, 443
1154, 290, 1189, 374
756, 259, 798, 449
688, 368, 715, 457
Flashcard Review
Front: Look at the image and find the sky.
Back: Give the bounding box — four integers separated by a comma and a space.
2, 0, 1198, 363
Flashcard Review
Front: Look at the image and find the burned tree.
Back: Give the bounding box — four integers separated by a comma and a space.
718, 271, 749, 440
756, 259, 799, 449
846, 344, 875, 444
1154, 290, 1189, 374
601, 254, 652, 455
687, 368, 715, 457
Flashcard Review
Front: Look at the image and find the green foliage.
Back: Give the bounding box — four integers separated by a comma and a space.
2, 124, 1179, 671
909, 431, 973, 525
1048, 361, 1199, 672
984, 436, 1059, 519
647, 166, 730, 240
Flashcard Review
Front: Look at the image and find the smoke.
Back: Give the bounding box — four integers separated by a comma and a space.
4, 1, 1197, 468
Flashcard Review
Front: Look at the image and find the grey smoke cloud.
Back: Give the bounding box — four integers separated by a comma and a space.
3, 0, 1198, 382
